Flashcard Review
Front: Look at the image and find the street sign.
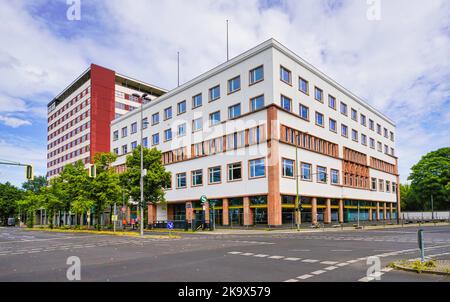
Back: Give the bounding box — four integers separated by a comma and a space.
112, 215, 118, 222
167, 221, 174, 230
200, 195, 208, 204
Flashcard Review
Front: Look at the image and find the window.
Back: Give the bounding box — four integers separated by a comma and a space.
377, 141, 382, 152
390, 131, 394, 142
228, 162, 242, 181
142, 117, 148, 129
151, 113, 159, 125
164, 107, 172, 120
131, 141, 138, 150
315, 112, 324, 127
178, 123, 186, 137
384, 144, 389, 154
192, 93, 202, 108
331, 169, 339, 185
299, 104, 309, 120
152, 133, 159, 145
370, 138, 375, 149
209, 86, 220, 102
314, 87, 323, 102
142, 137, 148, 148
164, 129, 172, 141
301, 163, 312, 180
378, 179, 384, 192
228, 103, 241, 119
377, 123, 382, 134
361, 134, 367, 145
360, 114, 367, 126
340, 102, 348, 116
209, 111, 221, 126
352, 129, 358, 141
392, 182, 397, 193
281, 95, 292, 111
328, 95, 336, 109
369, 119, 374, 130
351, 108, 358, 121
113, 130, 119, 141
228, 76, 241, 93
176, 173, 187, 188
317, 166, 327, 183
280, 66, 291, 84
299, 77, 309, 94
371, 178, 377, 191
208, 166, 221, 184
121, 144, 128, 154
250, 95, 264, 111
192, 169, 203, 186
249, 66, 264, 84
121, 127, 128, 138
113, 148, 119, 155
282, 158, 294, 178
386, 181, 391, 193
384, 128, 388, 138
177, 100, 186, 115
391, 147, 395, 156
329, 118, 337, 132
249, 158, 265, 178
192, 118, 203, 132
341, 124, 348, 137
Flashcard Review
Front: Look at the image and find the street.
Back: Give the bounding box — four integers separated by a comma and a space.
0, 225, 449, 282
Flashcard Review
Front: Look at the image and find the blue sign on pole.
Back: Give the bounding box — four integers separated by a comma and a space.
167, 221, 174, 230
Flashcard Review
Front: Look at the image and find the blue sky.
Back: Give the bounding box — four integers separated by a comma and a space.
0, 0, 449, 187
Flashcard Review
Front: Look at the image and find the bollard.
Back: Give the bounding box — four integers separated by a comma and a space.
418, 229, 425, 263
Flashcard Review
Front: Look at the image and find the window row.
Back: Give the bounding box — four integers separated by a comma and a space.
48, 121, 90, 150
48, 109, 90, 141
48, 133, 90, 160
47, 145, 90, 168
48, 87, 90, 122
47, 157, 90, 177
370, 178, 397, 194
48, 97, 90, 131
281, 158, 340, 185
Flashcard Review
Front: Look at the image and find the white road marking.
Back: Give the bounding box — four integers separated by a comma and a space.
381, 267, 393, 272
228, 251, 242, 254
268, 256, 284, 259
241, 253, 254, 256
284, 257, 300, 261
324, 266, 338, 271
337, 262, 349, 267
347, 259, 359, 263
297, 274, 313, 280
254, 254, 269, 257
321, 261, 338, 265
285, 279, 299, 282
311, 270, 326, 275
302, 259, 319, 263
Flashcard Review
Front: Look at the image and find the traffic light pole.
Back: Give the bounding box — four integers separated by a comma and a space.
0, 161, 34, 180
295, 137, 300, 231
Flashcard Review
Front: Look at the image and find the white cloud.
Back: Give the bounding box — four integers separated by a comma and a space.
0, 116, 32, 128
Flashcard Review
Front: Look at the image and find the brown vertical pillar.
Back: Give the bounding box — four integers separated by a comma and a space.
325, 198, 331, 224
167, 204, 174, 221
267, 106, 282, 226
147, 204, 156, 225
127, 206, 131, 223
223, 198, 229, 226
376, 202, 380, 221
390, 203, 394, 220
338, 199, 344, 224
204, 201, 210, 222
311, 197, 318, 225
243, 196, 252, 226
383, 202, 387, 221
186, 201, 194, 223
369, 207, 373, 221
395, 158, 401, 222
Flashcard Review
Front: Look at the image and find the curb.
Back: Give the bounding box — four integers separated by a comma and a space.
392, 263, 450, 276
23, 228, 180, 239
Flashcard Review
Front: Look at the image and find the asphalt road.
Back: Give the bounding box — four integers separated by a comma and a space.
1, 225, 450, 282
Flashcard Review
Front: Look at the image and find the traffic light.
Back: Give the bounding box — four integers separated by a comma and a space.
26, 165, 34, 181
88, 164, 96, 178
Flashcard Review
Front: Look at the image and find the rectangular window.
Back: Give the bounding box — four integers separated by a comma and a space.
113, 130, 119, 141
131, 123, 138, 134
228, 76, 241, 93
164, 129, 172, 141
329, 118, 337, 132
228, 103, 241, 119
192, 118, 203, 132
209, 86, 220, 102
340, 102, 348, 116
121, 127, 128, 138
392, 182, 397, 193
192, 93, 202, 108
164, 107, 172, 120
384, 144, 389, 154
371, 178, 377, 191
192, 169, 203, 186
228, 162, 242, 181
390, 131, 395, 142
331, 169, 339, 185
151, 113, 159, 125
177, 100, 186, 115
152, 133, 159, 145
131, 141, 137, 150
361, 134, 367, 145
328, 95, 336, 109
299, 104, 309, 120
315, 112, 324, 127
249, 66, 264, 84
178, 123, 186, 137
360, 114, 367, 126
314, 87, 323, 102
249, 158, 265, 178
142, 117, 149, 129
282, 158, 294, 178
391, 148, 395, 156
384, 128, 388, 138
341, 124, 348, 137
377, 141, 382, 152
122, 144, 128, 154
177, 173, 187, 188
351, 108, 358, 121
301, 163, 312, 181
377, 124, 382, 134
113, 148, 119, 155
299, 77, 309, 94
208, 166, 221, 184
143, 137, 148, 148
386, 181, 391, 193
281, 95, 292, 111
250, 95, 264, 112
209, 111, 221, 126
352, 129, 358, 142
378, 179, 384, 192
280, 66, 291, 84
317, 166, 327, 183
370, 138, 375, 148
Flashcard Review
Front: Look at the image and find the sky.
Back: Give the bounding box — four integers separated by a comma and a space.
0, 0, 449, 187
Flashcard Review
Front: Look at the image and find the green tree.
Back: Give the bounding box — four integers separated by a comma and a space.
22, 176, 47, 194
121, 146, 171, 210
400, 183, 420, 211
39, 183, 65, 229
17, 193, 41, 228
408, 147, 450, 210
0, 182, 23, 225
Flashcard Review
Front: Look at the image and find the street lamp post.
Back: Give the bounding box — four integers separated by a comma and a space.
295, 134, 300, 231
